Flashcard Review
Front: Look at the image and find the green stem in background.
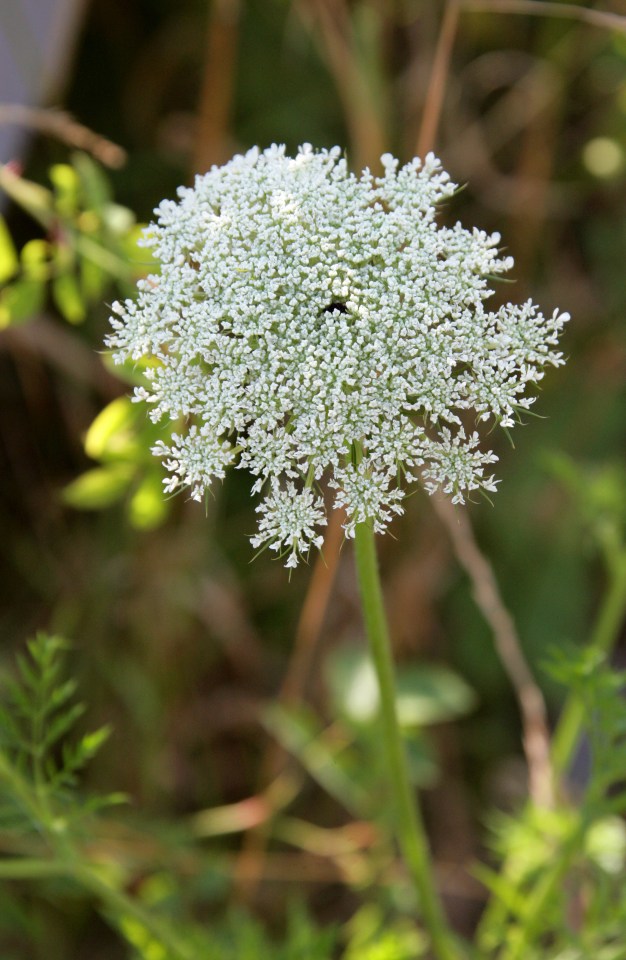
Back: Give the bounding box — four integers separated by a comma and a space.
0, 752, 193, 960
353, 521, 460, 960
76, 864, 196, 960
0, 853, 194, 960
552, 549, 626, 777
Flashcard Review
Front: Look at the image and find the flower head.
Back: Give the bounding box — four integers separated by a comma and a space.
107, 144, 568, 564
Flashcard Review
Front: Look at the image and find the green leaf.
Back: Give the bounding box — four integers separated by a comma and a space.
84, 396, 139, 461
128, 472, 168, 530
263, 703, 369, 817
586, 816, 626, 875
15, 652, 40, 692
120, 222, 156, 278
327, 648, 476, 727
394, 664, 476, 726
0, 633, 121, 841
21, 239, 52, 281
0, 277, 46, 327
49, 678, 79, 711
73, 725, 112, 765
0, 704, 25, 748
50, 163, 80, 216
0, 214, 18, 283
62, 464, 134, 510
43, 702, 85, 751
52, 272, 87, 324
72, 151, 112, 210
80, 255, 107, 301
0, 165, 54, 227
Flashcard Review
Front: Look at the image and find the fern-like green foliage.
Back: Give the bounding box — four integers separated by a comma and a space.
0, 635, 412, 960
207, 905, 337, 960
549, 647, 626, 818
112, 901, 433, 960
0, 632, 123, 842
477, 648, 626, 959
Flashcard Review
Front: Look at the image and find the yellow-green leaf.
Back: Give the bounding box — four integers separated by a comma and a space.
0, 278, 46, 327
50, 163, 79, 217
84, 396, 139, 461
0, 165, 54, 227
128, 472, 168, 530
21, 239, 51, 281
72, 151, 112, 210
0, 215, 18, 284
52, 272, 86, 324
80, 255, 106, 301
121, 222, 155, 277
62, 464, 134, 510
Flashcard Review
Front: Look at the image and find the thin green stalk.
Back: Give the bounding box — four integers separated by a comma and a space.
75, 864, 196, 960
0, 751, 192, 959
0, 852, 194, 960
353, 521, 460, 960
0, 857, 72, 880
0, 753, 46, 829
552, 550, 626, 776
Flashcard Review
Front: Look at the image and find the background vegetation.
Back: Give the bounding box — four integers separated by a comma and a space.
1, 1, 626, 957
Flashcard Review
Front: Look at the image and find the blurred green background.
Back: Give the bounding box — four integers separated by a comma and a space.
0, 0, 625, 955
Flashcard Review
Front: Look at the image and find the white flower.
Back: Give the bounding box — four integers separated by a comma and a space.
106, 144, 569, 564
250, 483, 327, 567
153, 425, 236, 501
330, 459, 405, 538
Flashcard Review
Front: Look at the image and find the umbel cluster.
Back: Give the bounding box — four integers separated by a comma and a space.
107, 144, 568, 566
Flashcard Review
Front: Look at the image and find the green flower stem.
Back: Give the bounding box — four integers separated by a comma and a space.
353, 521, 459, 960
0, 857, 72, 880
552, 549, 626, 777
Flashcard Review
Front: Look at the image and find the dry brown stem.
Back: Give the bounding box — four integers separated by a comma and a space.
0, 317, 121, 397
415, 0, 461, 160
193, 0, 240, 173
0, 104, 126, 168
462, 0, 626, 34
232, 506, 346, 900
294, 0, 387, 169
278, 506, 347, 710
431, 494, 555, 808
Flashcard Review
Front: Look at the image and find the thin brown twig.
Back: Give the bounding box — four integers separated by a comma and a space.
0, 317, 121, 398
0, 104, 126, 168
415, 0, 461, 159
278, 507, 347, 710
294, 0, 387, 169
190, 771, 302, 838
192, 0, 240, 174
507, 62, 564, 282
431, 494, 555, 809
418, 0, 557, 814
462, 0, 626, 34
232, 506, 346, 900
